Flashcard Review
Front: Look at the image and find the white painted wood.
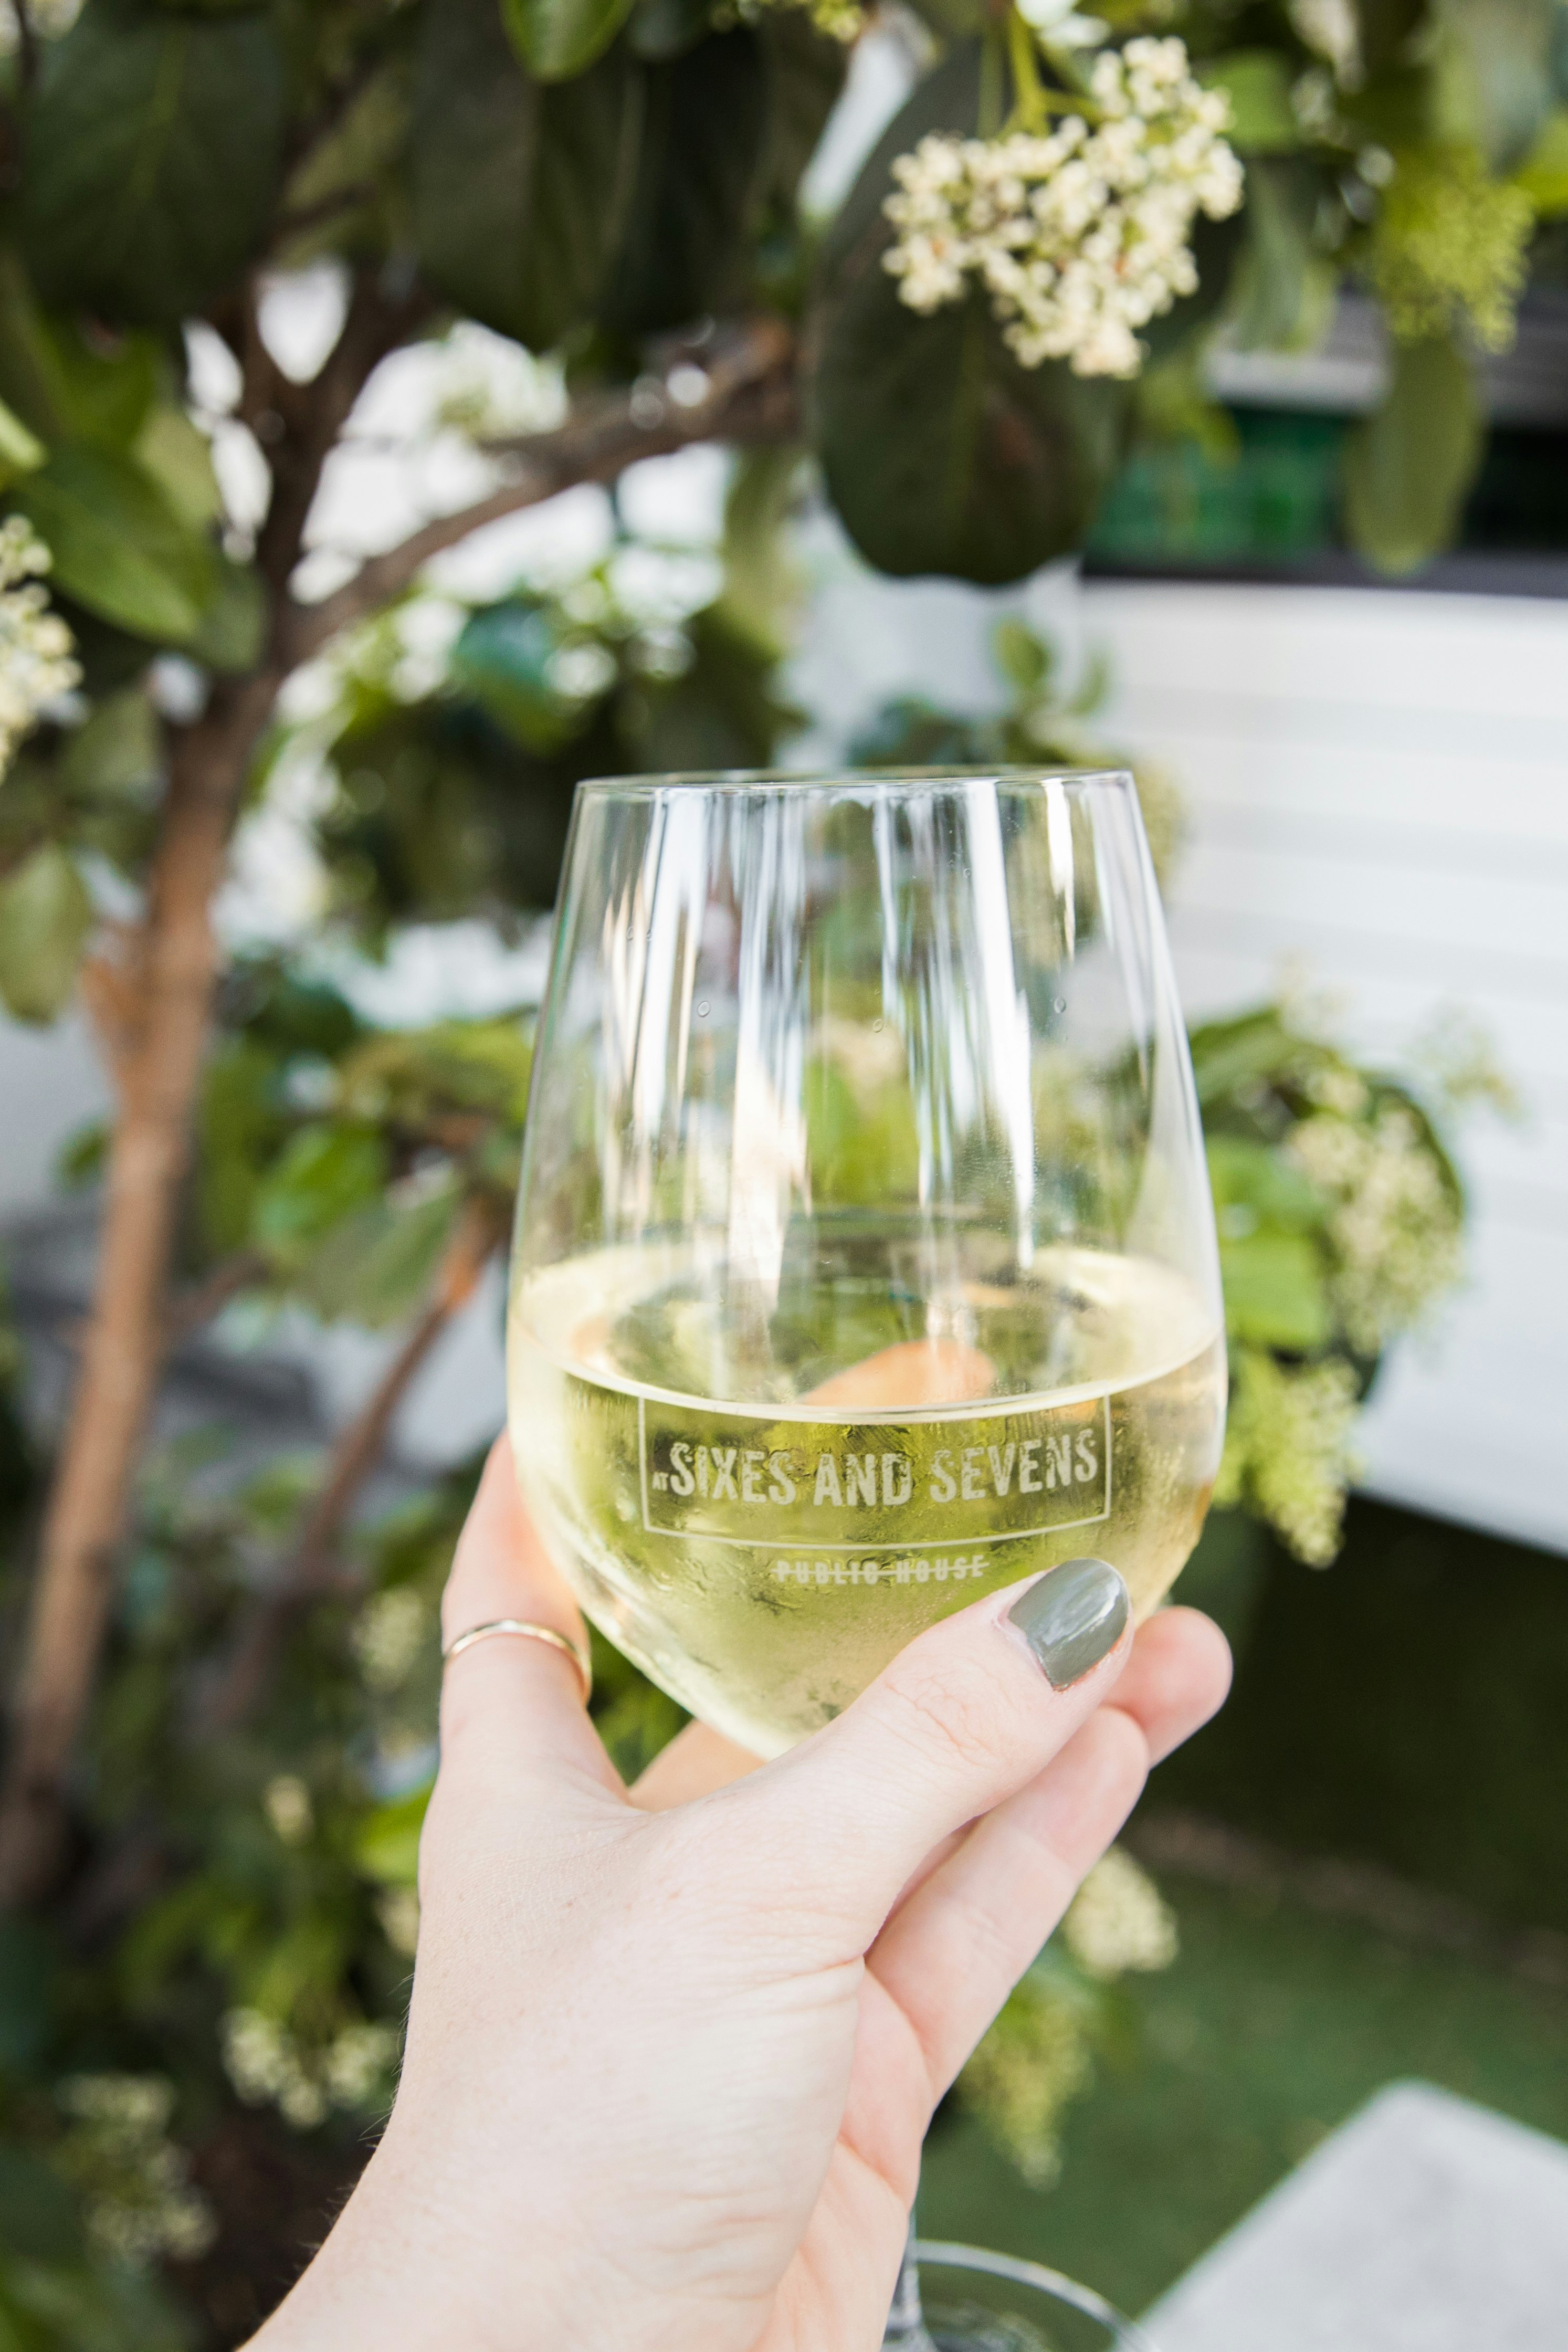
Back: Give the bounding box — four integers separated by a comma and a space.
1085, 579, 1568, 1557
1145, 2082, 1568, 2351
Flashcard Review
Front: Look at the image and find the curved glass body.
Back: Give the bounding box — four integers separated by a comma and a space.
508, 770, 1225, 1757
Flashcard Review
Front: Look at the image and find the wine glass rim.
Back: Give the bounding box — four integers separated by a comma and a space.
913, 2240, 1159, 2348
574, 765, 1134, 799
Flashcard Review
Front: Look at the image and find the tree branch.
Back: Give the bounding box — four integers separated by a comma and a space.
281, 316, 800, 667
197, 1198, 503, 1740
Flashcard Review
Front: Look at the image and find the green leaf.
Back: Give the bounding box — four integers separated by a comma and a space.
714, 445, 806, 664
412, 0, 638, 350
12, 441, 217, 644
502, 0, 636, 80
133, 402, 222, 528
1225, 158, 1333, 351
279, 58, 412, 262
1202, 50, 1301, 151
812, 46, 1128, 583
1207, 1133, 1327, 1233
0, 254, 162, 451
1343, 332, 1483, 576
21, 0, 289, 327
0, 845, 93, 1025
0, 396, 45, 487
992, 617, 1051, 697
253, 1121, 390, 1264
296, 1181, 461, 1326
601, 28, 769, 335
1219, 1228, 1333, 1351
354, 1782, 432, 1886
450, 601, 585, 751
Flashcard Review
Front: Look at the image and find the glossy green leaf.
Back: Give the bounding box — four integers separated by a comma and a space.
812, 46, 1128, 584
1343, 332, 1483, 576
1218, 1228, 1333, 1351
502, 0, 636, 80
601, 28, 769, 335
13, 442, 217, 644
21, 0, 288, 327
1202, 50, 1301, 151
413, 0, 637, 349
0, 845, 94, 1025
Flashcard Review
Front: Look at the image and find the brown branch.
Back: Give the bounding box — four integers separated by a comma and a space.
197, 1198, 502, 1740
0, 672, 280, 1907
282, 315, 800, 667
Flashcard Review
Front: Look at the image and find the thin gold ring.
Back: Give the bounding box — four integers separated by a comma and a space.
441, 1619, 592, 1704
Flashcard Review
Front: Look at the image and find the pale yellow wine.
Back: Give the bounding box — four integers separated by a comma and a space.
508, 1233, 1226, 1757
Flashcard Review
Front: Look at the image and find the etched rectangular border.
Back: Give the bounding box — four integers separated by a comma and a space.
637, 1393, 1113, 1551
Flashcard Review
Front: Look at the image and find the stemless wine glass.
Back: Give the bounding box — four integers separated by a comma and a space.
506, 767, 1223, 2339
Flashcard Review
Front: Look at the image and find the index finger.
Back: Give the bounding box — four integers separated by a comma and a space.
437, 1438, 621, 1799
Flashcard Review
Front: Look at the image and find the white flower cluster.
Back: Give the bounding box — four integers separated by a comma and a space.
1216, 1348, 1363, 1566
57, 2073, 215, 2268
1289, 1102, 1462, 1355
222, 2008, 400, 2132
0, 516, 80, 776
883, 38, 1243, 378
1062, 1845, 1178, 1977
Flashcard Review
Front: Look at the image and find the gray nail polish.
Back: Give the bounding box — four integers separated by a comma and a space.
1008, 1558, 1129, 1688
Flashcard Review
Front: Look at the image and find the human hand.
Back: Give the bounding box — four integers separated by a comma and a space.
252, 1441, 1229, 2352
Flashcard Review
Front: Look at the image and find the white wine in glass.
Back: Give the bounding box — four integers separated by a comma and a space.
507, 770, 1226, 1759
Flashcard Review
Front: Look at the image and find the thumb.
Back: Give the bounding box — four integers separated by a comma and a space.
723, 1557, 1132, 1948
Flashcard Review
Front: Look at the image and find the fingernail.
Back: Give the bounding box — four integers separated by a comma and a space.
1007, 1558, 1130, 1688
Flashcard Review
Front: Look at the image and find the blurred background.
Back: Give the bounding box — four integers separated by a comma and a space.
1, 1, 1566, 2344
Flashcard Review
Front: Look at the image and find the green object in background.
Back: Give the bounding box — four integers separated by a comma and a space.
921, 1873, 1568, 2317
1088, 411, 1346, 565
1160, 1496, 1568, 1934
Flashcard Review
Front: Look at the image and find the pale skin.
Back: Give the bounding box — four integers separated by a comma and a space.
252, 1440, 1230, 2352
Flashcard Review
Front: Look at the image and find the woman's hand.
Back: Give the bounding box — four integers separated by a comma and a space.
254, 1441, 1229, 2352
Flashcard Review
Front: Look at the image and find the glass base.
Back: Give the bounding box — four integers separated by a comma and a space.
901, 2243, 1156, 2352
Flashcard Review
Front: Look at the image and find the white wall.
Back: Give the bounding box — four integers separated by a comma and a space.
791, 531, 1568, 1558
1085, 579, 1568, 1557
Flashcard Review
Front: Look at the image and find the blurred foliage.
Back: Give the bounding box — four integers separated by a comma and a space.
0, 0, 1538, 2324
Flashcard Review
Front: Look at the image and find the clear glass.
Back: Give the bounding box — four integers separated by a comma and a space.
908, 2241, 1158, 2351
508, 768, 1225, 1759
